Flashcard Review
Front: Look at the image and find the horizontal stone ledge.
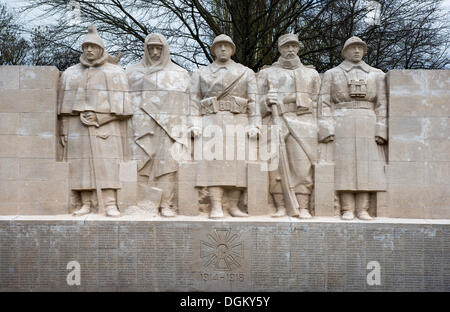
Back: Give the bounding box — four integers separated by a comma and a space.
1, 214, 449, 225
0, 216, 449, 292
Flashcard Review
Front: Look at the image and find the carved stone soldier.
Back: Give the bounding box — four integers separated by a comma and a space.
58, 25, 132, 217
126, 33, 190, 217
190, 34, 261, 219
258, 34, 321, 219
318, 36, 387, 220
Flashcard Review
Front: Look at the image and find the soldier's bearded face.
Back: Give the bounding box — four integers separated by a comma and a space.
147, 44, 163, 61
83, 44, 103, 61
344, 44, 364, 63
279, 42, 299, 59
214, 43, 233, 62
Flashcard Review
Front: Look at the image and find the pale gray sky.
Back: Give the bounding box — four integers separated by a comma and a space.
4, 0, 450, 27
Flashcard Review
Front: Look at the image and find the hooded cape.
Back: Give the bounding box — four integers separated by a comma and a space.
126, 33, 191, 175
58, 50, 132, 116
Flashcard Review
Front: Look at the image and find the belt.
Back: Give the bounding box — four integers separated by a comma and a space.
335, 101, 373, 110
201, 100, 247, 115
282, 102, 297, 113
279, 102, 312, 115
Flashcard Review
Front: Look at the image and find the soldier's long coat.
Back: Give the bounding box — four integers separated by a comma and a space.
318, 60, 387, 191
126, 34, 190, 180
258, 59, 320, 195
190, 60, 261, 187
58, 53, 132, 191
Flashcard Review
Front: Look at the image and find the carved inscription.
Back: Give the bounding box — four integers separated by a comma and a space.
200, 228, 245, 282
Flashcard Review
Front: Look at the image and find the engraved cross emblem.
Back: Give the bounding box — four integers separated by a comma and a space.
200, 228, 243, 271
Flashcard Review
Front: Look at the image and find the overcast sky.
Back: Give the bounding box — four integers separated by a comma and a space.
4, 0, 450, 27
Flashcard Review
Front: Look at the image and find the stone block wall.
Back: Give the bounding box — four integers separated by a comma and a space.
0, 67, 449, 219
386, 70, 450, 218
0, 66, 69, 215
1, 218, 449, 291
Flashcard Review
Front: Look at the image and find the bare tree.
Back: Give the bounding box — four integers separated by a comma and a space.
28, 26, 81, 70
20, 0, 450, 71
0, 3, 29, 65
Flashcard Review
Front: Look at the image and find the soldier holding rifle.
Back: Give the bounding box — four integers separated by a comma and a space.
258, 34, 321, 219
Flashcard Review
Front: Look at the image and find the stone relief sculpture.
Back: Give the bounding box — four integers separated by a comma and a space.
257, 34, 321, 219
126, 33, 190, 217
1, 23, 449, 225
58, 25, 132, 217
189, 34, 261, 219
318, 36, 388, 220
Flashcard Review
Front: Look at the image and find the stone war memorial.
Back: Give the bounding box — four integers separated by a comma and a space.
0, 25, 449, 292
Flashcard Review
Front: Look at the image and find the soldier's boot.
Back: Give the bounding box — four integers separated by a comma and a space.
340, 192, 355, 220
271, 194, 287, 217
161, 206, 176, 217
208, 187, 224, 219
227, 190, 248, 217
73, 191, 92, 216
158, 173, 176, 217
297, 194, 312, 219
104, 189, 121, 218
356, 192, 372, 220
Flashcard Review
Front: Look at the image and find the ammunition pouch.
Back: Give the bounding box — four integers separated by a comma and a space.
282, 93, 312, 115
200, 96, 248, 115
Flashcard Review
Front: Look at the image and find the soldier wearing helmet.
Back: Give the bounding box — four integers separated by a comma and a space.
257, 34, 321, 219
190, 34, 261, 219
318, 36, 387, 220
58, 25, 132, 217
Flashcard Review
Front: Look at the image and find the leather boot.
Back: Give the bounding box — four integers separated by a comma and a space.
104, 189, 120, 218
340, 192, 355, 220
208, 187, 224, 219
73, 191, 92, 216
271, 194, 286, 217
156, 173, 177, 217
227, 189, 248, 217
161, 206, 176, 217
297, 194, 312, 219
356, 192, 372, 220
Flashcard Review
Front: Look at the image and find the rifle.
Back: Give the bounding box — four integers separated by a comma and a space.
81, 113, 105, 214
267, 81, 300, 217
88, 125, 105, 214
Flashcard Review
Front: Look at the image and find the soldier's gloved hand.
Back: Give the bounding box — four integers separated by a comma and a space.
189, 126, 202, 138
80, 111, 99, 127
320, 135, 335, 143
247, 127, 260, 139
267, 93, 278, 106
375, 136, 386, 144
60, 135, 67, 147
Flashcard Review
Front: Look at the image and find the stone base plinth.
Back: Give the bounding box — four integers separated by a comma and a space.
0, 215, 449, 291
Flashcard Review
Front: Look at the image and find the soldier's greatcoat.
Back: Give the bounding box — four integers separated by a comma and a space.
258, 57, 321, 195
58, 52, 132, 191
190, 60, 260, 187
318, 60, 387, 191
126, 34, 190, 181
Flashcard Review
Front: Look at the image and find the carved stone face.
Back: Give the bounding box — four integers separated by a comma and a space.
343, 44, 364, 63
214, 42, 233, 63
279, 42, 299, 59
82, 43, 103, 62
147, 44, 163, 62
